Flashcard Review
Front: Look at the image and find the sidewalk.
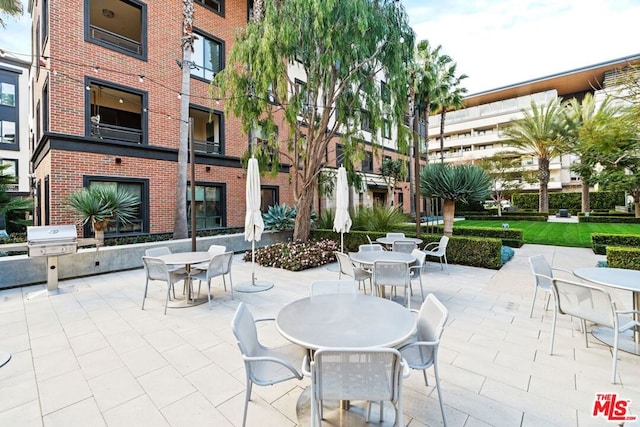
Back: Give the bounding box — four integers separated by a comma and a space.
1, 244, 639, 426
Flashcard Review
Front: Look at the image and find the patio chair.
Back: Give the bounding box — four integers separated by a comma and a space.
366, 235, 374, 244
141, 256, 189, 315
144, 246, 186, 274
310, 280, 358, 296
423, 236, 449, 271
373, 260, 411, 308
192, 244, 227, 270
231, 303, 305, 427
191, 251, 235, 306
335, 251, 372, 294
397, 294, 449, 425
528, 255, 572, 318
359, 243, 384, 252
302, 347, 409, 426
549, 278, 640, 384
392, 240, 417, 254
409, 249, 427, 301
386, 232, 405, 239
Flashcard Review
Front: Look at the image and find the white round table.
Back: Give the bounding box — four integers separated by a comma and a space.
156, 252, 212, 308
349, 251, 415, 266
573, 267, 640, 355
276, 294, 416, 350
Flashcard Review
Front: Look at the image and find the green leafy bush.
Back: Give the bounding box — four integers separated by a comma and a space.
591, 233, 640, 255
348, 205, 407, 232
245, 239, 339, 271
607, 246, 640, 270
512, 191, 624, 211
580, 216, 640, 224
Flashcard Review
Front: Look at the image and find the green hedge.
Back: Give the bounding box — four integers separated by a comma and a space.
512, 191, 625, 211
607, 246, 640, 270
579, 216, 640, 224
310, 230, 503, 269
591, 233, 640, 255
469, 215, 547, 222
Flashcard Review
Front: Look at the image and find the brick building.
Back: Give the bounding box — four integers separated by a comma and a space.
28, 0, 415, 239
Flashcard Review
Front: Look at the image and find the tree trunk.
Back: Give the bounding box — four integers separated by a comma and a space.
442, 199, 456, 237
633, 190, 640, 218
439, 111, 446, 163
293, 181, 317, 241
386, 184, 393, 207
538, 159, 550, 213
174, 0, 194, 239
92, 219, 109, 247
581, 180, 590, 213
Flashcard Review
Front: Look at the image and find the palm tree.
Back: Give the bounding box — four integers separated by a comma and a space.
67, 186, 139, 246
419, 163, 491, 236
502, 99, 566, 213
562, 94, 622, 213
435, 62, 468, 163
0, 0, 21, 28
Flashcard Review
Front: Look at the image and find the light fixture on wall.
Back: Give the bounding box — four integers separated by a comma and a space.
115, 157, 122, 164
102, 9, 115, 18
205, 166, 211, 172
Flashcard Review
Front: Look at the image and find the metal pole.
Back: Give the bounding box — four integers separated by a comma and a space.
189, 118, 196, 251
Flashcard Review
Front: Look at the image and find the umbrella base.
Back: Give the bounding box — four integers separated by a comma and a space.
326, 263, 340, 272
235, 280, 274, 293
0, 351, 11, 368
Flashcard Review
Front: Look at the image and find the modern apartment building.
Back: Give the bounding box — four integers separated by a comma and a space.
28, 0, 414, 239
426, 54, 640, 194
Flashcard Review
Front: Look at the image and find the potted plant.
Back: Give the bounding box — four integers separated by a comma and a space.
67, 186, 139, 246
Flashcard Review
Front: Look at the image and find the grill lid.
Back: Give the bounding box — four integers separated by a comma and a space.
27, 225, 78, 244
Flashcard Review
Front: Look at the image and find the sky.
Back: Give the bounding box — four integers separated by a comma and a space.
0, 0, 639, 94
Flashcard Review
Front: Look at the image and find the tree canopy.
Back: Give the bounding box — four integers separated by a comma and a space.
215, 0, 415, 240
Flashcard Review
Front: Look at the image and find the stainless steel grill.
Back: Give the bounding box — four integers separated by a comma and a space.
27, 225, 78, 291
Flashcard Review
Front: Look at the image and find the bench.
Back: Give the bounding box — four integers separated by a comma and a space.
556, 209, 570, 218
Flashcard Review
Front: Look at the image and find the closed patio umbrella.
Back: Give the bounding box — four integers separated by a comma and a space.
236, 157, 273, 292
333, 166, 352, 253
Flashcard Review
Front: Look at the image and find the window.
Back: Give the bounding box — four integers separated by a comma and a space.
190, 106, 224, 154
251, 122, 278, 165
382, 119, 391, 139
335, 144, 345, 167
381, 81, 390, 103
42, 0, 49, 46
0, 158, 17, 184
1, 120, 16, 144
361, 151, 373, 172
42, 78, 49, 132
85, 178, 147, 235
191, 30, 224, 81
86, 79, 147, 144
361, 110, 371, 132
188, 184, 224, 230
195, 0, 224, 16
85, 0, 147, 59
397, 191, 403, 207
0, 82, 15, 106
261, 186, 279, 213
295, 79, 310, 117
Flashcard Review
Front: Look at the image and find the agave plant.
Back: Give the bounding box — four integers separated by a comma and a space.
67, 186, 139, 246
263, 204, 297, 231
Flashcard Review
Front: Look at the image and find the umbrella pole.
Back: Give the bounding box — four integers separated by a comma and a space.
341, 232, 344, 253
251, 236, 256, 286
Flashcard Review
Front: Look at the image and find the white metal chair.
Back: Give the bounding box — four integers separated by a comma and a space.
231, 303, 305, 427
302, 347, 409, 426
191, 251, 234, 306
528, 254, 572, 318
549, 278, 640, 384
386, 232, 405, 239
141, 256, 189, 315
310, 280, 358, 296
144, 246, 186, 274
423, 236, 449, 271
359, 243, 384, 252
409, 249, 427, 301
335, 251, 372, 294
393, 240, 417, 254
397, 294, 449, 426
192, 244, 227, 270
373, 260, 411, 308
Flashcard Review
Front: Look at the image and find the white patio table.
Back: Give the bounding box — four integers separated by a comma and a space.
573, 267, 640, 355
156, 251, 212, 308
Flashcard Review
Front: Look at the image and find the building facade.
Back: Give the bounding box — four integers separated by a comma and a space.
426, 54, 640, 195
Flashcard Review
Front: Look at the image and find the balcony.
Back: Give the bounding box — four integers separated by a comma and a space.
91, 123, 143, 144
193, 139, 221, 155
89, 25, 142, 55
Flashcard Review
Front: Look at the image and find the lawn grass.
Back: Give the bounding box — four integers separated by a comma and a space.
455, 220, 640, 248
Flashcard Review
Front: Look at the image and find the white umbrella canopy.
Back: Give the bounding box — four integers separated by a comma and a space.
244, 157, 264, 242
333, 166, 352, 252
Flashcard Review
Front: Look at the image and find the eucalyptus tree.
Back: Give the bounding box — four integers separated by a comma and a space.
174, 0, 194, 239
0, 0, 21, 28
215, 0, 414, 240
562, 94, 622, 212
502, 99, 566, 213
419, 163, 491, 236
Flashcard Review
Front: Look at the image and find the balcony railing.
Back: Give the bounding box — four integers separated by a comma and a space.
91, 123, 143, 144
193, 139, 221, 154
89, 25, 142, 55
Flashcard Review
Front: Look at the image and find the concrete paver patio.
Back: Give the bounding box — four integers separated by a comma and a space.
1, 243, 640, 426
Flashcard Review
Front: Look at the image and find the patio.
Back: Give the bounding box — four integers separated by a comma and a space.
1, 243, 640, 426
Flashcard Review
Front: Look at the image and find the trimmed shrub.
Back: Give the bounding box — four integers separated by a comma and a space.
579, 215, 640, 224
591, 233, 640, 255
512, 191, 624, 211
446, 226, 524, 248
607, 246, 640, 270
